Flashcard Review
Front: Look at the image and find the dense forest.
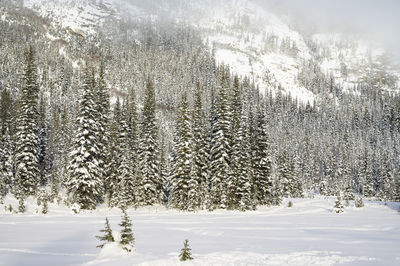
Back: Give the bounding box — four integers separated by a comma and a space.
1, 2, 400, 213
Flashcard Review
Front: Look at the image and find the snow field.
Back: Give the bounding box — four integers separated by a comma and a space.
0, 197, 399, 265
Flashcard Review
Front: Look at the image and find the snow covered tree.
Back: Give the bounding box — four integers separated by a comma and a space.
96, 217, 115, 248
334, 193, 344, 213
67, 68, 104, 210
106, 98, 122, 207
355, 195, 364, 207
191, 82, 209, 209
137, 78, 160, 206
116, 102, 135, 208
119, 210, 135, 252
278, 150, 295, 198
179, 239, 193, 261
0, 127, 13, 199
169, 92, 193, 210
251, 107, 273, 206
94, 62, 110, 188
209, 68, 232, 209
14, 46, 40, 198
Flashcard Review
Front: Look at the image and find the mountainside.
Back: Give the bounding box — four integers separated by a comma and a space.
18, 0, 400, 103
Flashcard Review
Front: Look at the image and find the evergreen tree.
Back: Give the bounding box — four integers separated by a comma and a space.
67, 68, 104, 210
137, 78, 160, 205
170, 92, 193, 210
334, 193, 344, 213
209, 69, 232, 209
355, 195, 364, 207
106, 98, 122, 207
119, 210, 135, 252
251, 106, 273, 205
96, 217, 115, 248
179, 239, 193, 261
117, 102, 135, 208
191, 82, 209, 209
0, 127, 13, 198
14, 46, 40, 198
95, 62, 110, 189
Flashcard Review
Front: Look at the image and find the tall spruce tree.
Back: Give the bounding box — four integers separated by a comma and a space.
170, 92, 193, 210
209, 68, 232, 209
14, 46, 40, 198
137, 78, 160, 205
67, 68, 104, 210
251, 106, 273, 205
191, 82, 209, 209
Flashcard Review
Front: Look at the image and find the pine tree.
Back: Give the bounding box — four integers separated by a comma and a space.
67, 68, 104, 210
106, 98, 122, 207
251, 107, 273, 206
96, 217, 115, 248
127, 88, 139, 204
117, 102, 135, 208
355, 195, 364, 207
137, 78, 160, 205
170, 92, 193, 210
191, 82, 209, 210
179, 239, 193, 261
119, 210, 135, 252
334, 193, 344, 213
95, 62, 110, 190
209, 69, 232, 209
14, 46, 40, 198
278, 150, 295, 198
0, 127, 13, 198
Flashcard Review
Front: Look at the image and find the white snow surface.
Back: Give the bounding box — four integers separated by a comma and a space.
0, 196, 399, 266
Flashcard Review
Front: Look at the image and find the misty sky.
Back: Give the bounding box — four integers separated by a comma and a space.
256, 0, 400, 56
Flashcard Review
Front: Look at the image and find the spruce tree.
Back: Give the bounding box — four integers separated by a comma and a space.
334, 193, 344, 213
14, 46, 40, 198
170, 92, 193, 210
137, 78, 160, 205
95, 62, 110, 190
119, 210, 135, 252
117, 102, 135, 208
96, 217, 115, 248
106, 98, 122, 207
251, 107, 273, 205
191, 82, 209, 209
67, 68, 104, 210
179, 239, 193, 261
209, 69, 232, 209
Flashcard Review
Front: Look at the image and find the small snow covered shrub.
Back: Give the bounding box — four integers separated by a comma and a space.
179, 239, 193, 261
355, 196, 364, 208
287, 201, 293, 208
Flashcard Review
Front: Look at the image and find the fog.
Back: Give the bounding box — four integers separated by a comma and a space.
254, 0, 400, 60
119, 0, 399, 60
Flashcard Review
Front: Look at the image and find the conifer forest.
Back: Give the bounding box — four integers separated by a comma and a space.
0, 1, 399, 265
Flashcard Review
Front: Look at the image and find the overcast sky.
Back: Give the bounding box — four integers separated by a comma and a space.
255, 0, 400, 57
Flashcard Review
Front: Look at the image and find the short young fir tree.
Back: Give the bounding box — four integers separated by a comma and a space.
96, 217, 115, 248
334, 193, 344, 213
179, 239, 193, 261
119, 209, 135, 252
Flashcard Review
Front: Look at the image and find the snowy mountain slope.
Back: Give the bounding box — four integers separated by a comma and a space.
17, 0, 400, 101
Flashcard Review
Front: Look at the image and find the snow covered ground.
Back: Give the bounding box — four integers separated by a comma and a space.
0, 197, 399, 266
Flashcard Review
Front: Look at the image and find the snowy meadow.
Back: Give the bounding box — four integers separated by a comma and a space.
0, 197, 399, 266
